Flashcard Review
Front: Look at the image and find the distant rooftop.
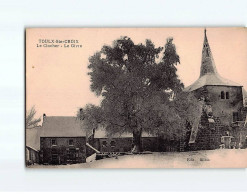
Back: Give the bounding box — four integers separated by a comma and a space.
94, 126, 157, 138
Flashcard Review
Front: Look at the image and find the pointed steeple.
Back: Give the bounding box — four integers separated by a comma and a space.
200, 28, 218, 77
184, 29, 242, 92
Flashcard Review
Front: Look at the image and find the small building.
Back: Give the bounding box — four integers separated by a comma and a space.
92, 128, 164, 153
26, 146, 39, 165
26, 127, 42, 165
93, 129, 133, 153
39, 115, 87, 165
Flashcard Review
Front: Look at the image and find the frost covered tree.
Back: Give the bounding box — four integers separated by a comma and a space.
83, 36, 195, 152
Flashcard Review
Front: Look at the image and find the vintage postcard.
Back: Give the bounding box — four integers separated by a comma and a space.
25, 28, 247, 168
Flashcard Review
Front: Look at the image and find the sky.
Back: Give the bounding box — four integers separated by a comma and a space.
26, 28, 247, 117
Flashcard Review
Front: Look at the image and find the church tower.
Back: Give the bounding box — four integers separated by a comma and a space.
184, 29, 246, 150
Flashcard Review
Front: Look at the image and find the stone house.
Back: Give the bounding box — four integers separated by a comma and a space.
39, 115, 87, 165
91, 127, 179, 153
92, 128, 133, 153
184, 29, 247, 150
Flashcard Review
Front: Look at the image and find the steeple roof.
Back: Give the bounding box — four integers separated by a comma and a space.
184, 29, 242, 92
200, 29, 218, 77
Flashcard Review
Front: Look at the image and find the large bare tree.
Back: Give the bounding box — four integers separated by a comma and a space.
26, 106, 41, 129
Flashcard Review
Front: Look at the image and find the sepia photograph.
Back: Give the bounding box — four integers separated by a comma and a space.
25, 28, 247, 168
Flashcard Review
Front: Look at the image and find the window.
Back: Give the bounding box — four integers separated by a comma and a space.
110, 141, 116, 148
221, 91, 225, 99
102, 141, 107, 148
67, 148, 76, 161
69, 139, 74, 146
226, 92, 229, 99
233, 112, 239, 122
51, 139, 57, 146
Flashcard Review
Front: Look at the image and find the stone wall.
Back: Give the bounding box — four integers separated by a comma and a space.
231, 122, 247, 148
40, 137, 86, 164
94, 137, 133, 153
142, 137, 159, 152
86, 134, 96, 157
188, 112, 222, 151
94, 137, 180, 153
186, 85, 246, 151
194, 86, 243, 126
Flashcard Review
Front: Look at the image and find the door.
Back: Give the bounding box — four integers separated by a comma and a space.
51, 153, 59, 164
67, 148, 76, 163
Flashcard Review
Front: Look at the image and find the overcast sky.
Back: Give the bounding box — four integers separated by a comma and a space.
26, 28, 247, 117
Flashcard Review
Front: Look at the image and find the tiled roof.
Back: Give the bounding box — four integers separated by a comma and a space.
184, 73, 242, 92
40, 116, 86, 137
26, 116, 86, 150
94, 127, 156, 138
184, 29, 242, 92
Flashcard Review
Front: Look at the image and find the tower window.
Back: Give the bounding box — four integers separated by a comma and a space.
221, 91, 225, 99
226, 92, 229, 99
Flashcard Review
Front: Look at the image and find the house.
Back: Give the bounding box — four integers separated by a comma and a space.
26, 146, 39, 165
26, 127, 42, 165
91, 127, 178, 153
184, 29, 247, 150
39, 114, 87, 165
93, 128, 133, 153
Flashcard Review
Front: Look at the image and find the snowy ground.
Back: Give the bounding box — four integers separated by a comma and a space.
29, 149, 247, 168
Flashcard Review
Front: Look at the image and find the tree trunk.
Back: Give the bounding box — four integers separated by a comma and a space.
132, 127, 142, 153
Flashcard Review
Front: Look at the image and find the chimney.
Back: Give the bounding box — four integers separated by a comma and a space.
43, 113, 46, 122
79, 108, 84, 120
